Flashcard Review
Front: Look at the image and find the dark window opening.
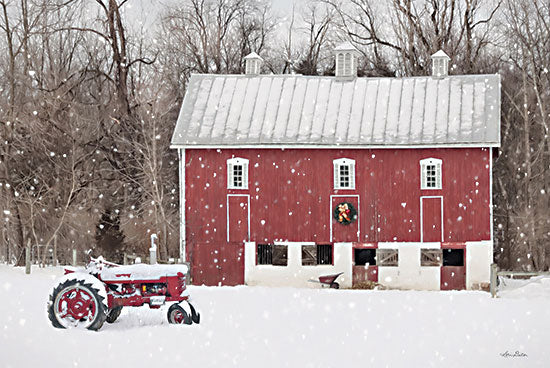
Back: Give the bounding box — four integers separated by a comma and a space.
233, 164, 243, 187
426, 164, 436, 188
302, 244, 333, 265
272, 245, 288, 266
339, 165, 350, 187
442, 248, 464, 266
317, 244, 332, 265
354, 248, 376, 266
257, 244, 288, 266
257, 244, 272, 265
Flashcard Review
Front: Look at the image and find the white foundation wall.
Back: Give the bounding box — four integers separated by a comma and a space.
466, 241, 492, 289
244, 242, 352, 288
377, 242, 440, 290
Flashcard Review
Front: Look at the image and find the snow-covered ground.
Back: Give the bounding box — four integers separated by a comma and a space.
1, 265, 548, 367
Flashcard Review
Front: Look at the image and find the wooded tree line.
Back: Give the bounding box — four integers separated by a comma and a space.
0, 0, 548, 270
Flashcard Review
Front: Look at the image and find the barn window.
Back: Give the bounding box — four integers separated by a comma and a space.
227, 157, 249, 189
354, 248, 377, 266
420, 158, 442, 189
257, 244, 287, 266
420, 249, 443, 266
302, 244, 333, 265
333, 158, 355, 190
376, 249, 398, 266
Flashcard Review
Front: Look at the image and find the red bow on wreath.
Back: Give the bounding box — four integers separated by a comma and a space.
337, 203, 351, 223
334, 202, 357, 225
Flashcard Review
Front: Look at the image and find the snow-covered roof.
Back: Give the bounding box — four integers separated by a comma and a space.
334, 42, 359, 53
244, 52, 262, 60
432, 50, 450, 59
171, 73, 500, 148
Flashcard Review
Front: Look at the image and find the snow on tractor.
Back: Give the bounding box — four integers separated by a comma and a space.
47, 255, 200, 331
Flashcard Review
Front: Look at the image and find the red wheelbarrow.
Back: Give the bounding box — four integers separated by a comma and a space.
308, 272, 343, 289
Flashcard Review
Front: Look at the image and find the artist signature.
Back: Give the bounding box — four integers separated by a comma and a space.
500, 351, 528, 358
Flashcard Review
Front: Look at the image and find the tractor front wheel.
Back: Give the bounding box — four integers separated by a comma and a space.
106, 306, 123, 324
167, 304, 192, 325
189, 303, 201, 324
48, 279, 107, 331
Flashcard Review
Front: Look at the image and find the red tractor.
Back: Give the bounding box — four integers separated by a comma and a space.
47, 256, 200, 331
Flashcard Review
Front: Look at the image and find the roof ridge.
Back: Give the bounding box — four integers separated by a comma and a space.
188, 73, 500, 81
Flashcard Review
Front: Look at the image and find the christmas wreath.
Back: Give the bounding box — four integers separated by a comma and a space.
334, 202, 357, 225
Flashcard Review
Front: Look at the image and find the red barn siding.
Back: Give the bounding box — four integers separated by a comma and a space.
184, 148, 491, 249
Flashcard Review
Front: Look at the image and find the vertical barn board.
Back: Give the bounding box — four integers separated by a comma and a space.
220, 242, 245, 286
227, 195, 249, 243
331, 196, 360, 242
190, 243, 221, 286
185, 148, 491, 247
421, 197, 443, 242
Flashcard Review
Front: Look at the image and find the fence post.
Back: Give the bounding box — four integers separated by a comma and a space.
53, 234, 58, 267
150, 234, 158, 265
72, 249, 77, 266
490, 263, 498, 298
25, 239, 31, 274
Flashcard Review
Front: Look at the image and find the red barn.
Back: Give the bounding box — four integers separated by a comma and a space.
171, 45, 500, 290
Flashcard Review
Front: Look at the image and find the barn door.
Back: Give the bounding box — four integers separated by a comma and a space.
421, 196, 443, 242
220, 242, 245, 286
440, 246, 466, 290
190, 242, 244, 286
331, 195, 360, 242
353, 245, 378, 285
227, 195, 249, 243
190, 243, 221, 286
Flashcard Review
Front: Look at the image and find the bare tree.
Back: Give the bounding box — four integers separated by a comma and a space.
291, 2, 336, 75
322, 0, 502, 75
159, 0, 275, 80
494, 0, 550, 271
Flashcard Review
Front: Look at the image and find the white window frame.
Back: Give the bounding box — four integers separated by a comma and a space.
420, 158, 442, 190
227, 157, 249, 189
333, 158, 356, 190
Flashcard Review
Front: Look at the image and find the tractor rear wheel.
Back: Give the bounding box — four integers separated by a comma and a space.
48, 279, 107, 331
106, 306, 123, 323
167, 304, 192, 325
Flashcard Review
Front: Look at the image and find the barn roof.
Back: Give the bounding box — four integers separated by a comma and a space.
171, 73, 500, 148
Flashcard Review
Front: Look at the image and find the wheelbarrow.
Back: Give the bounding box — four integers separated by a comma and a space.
308, 272, 343, 289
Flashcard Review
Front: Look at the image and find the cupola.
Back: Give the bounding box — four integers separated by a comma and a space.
334, 42, 360, 78
244, 52, 263, 75
431, 50, 450, 78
